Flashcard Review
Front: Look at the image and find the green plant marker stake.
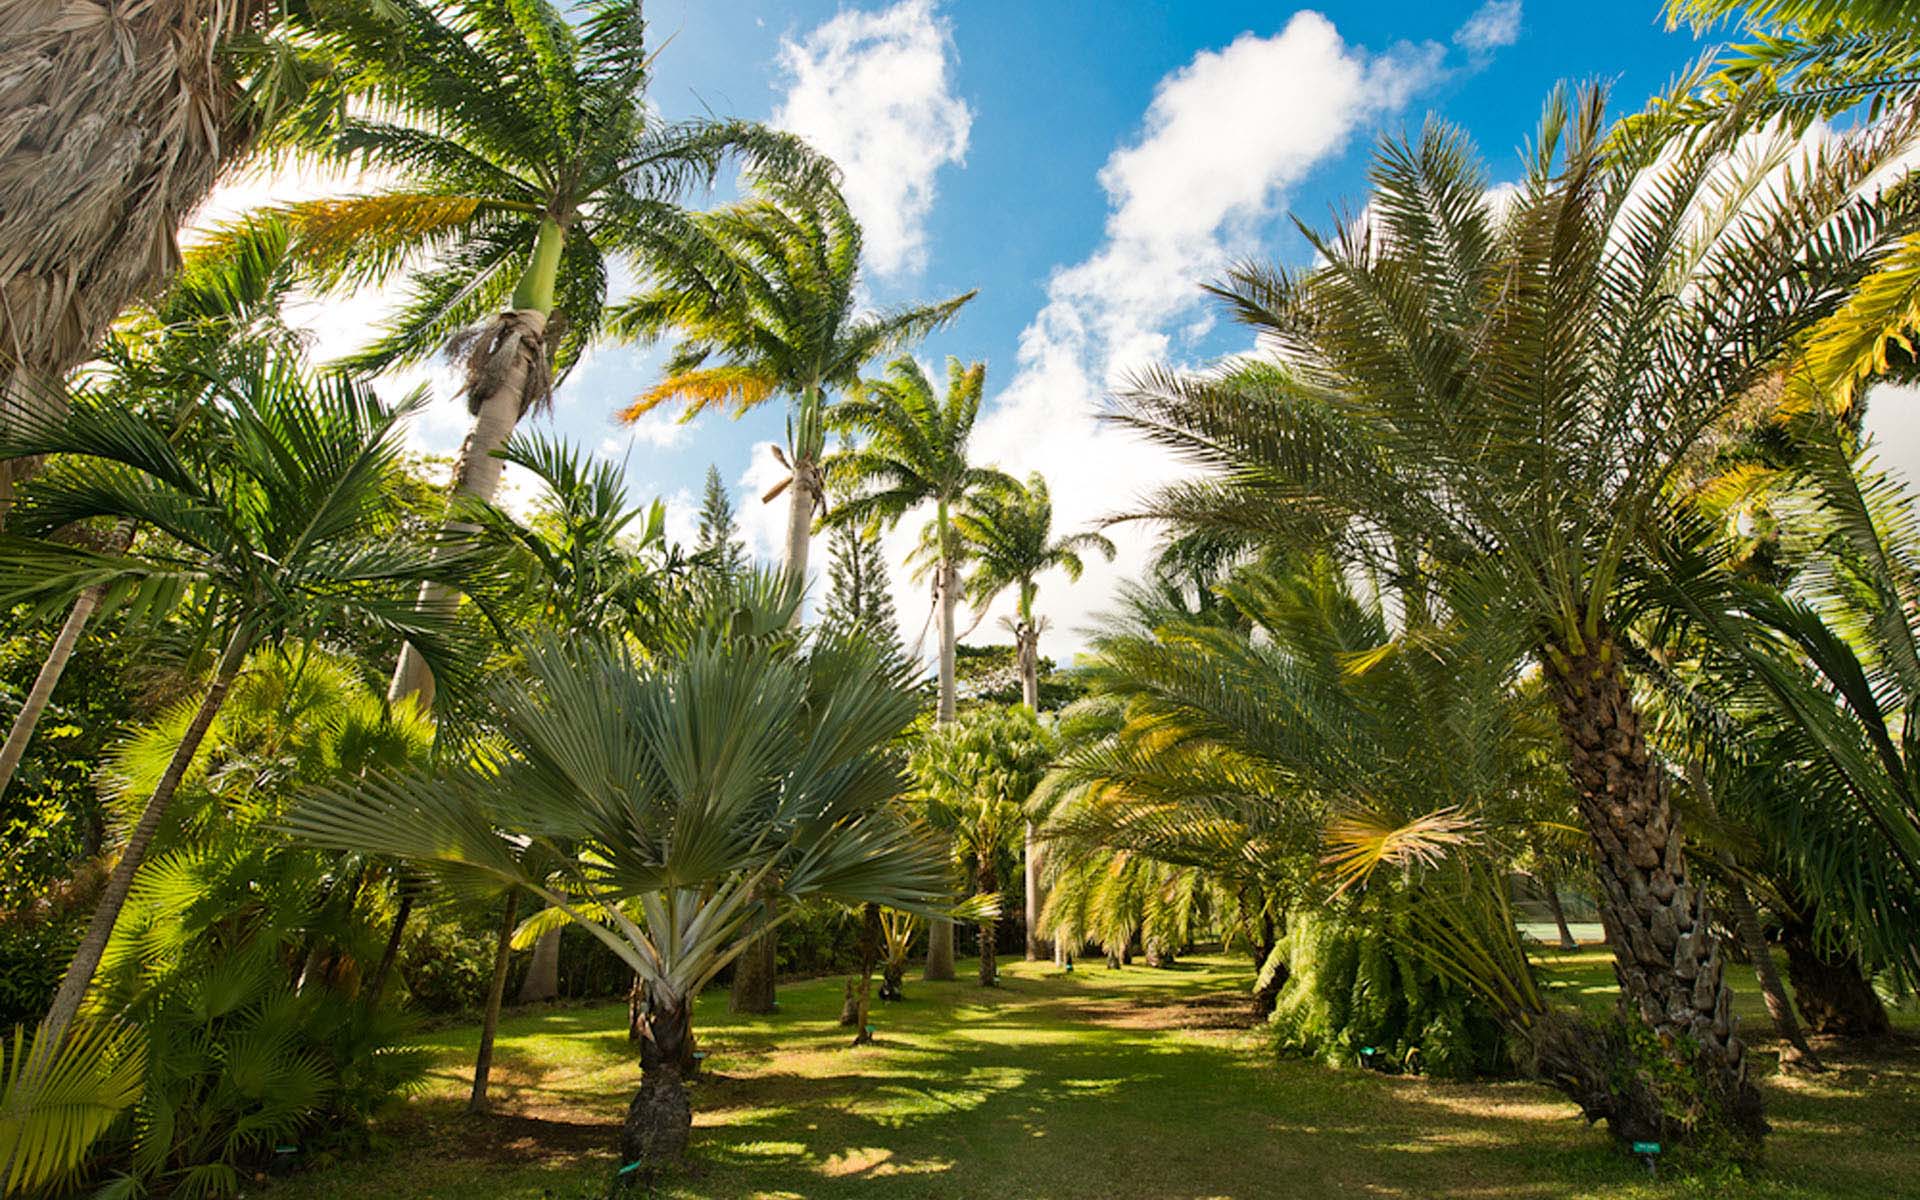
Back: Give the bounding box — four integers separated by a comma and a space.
1631, 1142, 1660, 1176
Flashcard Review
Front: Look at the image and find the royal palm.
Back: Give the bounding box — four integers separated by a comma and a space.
260, 0, 817, 706
613, 183, 972, 599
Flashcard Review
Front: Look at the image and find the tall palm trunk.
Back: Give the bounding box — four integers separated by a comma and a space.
519, 913, 562, 1004
624, 985, 694, 1166
390, 218, 563, 709
366, 889, 415, 1005
1017, 614, 1045, 962
0, 519, 137, 801
1544, 638, 1764, 1142
1724, 879, 1821, 1069
468, 890, 519, 1114
1780, 914, 1891, 1040
38, 626, 252, 1054
0, 0, 256, 507
922, 509, 961, 983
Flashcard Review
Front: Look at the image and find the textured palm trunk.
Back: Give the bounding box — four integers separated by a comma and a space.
0, 0, 256, 505
1780, 917, 1890, 1040
848, 902, 880, 1045
976, 858, 998, 988
469, 890, 520, 1114
1544, 639, 1764, 1143
728, 894, 778, 1014
39, 626, 251, 1054
624, 986, 694, 1167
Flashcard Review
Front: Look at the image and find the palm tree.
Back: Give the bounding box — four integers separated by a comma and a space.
0, 219, 305, 805
1112, 89, 1920, 1146
286, 610, 955, 1168
0, 348, 493, 1056
247, 0, 820, 708
611, 182, 973, 605
827, 357, 1013, 722
948, 472, 1112, 959
0, 0, 290, 505
823, 356, 1011, 981
909, 706, 1054, 987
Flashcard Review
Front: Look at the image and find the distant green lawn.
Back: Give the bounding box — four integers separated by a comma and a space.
264, 949, 1920, 1199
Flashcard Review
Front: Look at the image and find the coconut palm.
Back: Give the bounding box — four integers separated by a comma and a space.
611, 182, 974, 602
1112, 87, 1920, 1145
949, 473, 1113, 959
245, 0, 820, 708
285, 609, 956, 1168
0, 348, 494, 1056
0, 218, 305, 805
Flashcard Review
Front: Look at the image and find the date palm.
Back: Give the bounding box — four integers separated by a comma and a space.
947, 471, 1112, 958
286, 611, 955, 1168
249, 0, 820, 707
1112, 87, 1920, 1146
0, 348, 494, 1057
612, 183, 973, 602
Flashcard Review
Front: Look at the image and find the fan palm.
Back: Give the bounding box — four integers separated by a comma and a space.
611, 182, 974, 602
0, 1017, 144, 1197
0, 348, 494, 1056
0, 218, 306, 804
946, 471, 1112, 958
1113, 87, 1920, 1141
286, 615, 955, 1167
245, 0, 820, 707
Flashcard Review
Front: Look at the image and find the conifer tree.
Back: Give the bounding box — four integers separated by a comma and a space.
695, 464, 747, 576
824, 523, 901, 652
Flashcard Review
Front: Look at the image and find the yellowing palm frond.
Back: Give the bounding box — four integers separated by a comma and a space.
1789, 232, 1920, 415
620, 365, 780, 422
1322, 806, 1478, 897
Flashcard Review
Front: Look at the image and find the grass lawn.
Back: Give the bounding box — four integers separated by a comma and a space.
263, 949, 1920, 1199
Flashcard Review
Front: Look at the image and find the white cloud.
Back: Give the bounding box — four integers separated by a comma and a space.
961, 13, 1450, 657
1454, 1, 1522, 54
738, 443, 794, 569
620, 408, 693, 450
773, 0, 972, 278
660, 486, 701, 552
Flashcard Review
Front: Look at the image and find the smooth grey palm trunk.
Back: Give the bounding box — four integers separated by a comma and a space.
389, 309, 547, 708
0, 519, 136, 801
469, 890, 519, 1113
1019, 624, 1045, 961
920, 558, 962, 981
38, 627, 252, 1054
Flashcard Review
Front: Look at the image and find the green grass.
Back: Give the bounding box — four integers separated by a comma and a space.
264, 950, 1920, 1199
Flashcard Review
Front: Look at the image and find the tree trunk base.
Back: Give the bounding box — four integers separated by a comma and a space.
879, 963, 905, 1001
620, 1068, 691, 1172
1783, 926, 1890, 1041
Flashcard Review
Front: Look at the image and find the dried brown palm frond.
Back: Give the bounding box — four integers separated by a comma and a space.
0, 0, 269, 496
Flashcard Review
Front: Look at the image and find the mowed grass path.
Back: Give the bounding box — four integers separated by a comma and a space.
267, 951, 1920, 1199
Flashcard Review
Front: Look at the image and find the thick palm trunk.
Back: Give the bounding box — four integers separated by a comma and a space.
519, 923, 562, 1004
390, 219, 562, 709
39, 627, 251, 1054
728, 895, 778, 1015
0, 0, 255, 506
1780, 917, 1890, 1040
468, 890, 520, 1114
1545, 640, 1764, 1144
624, 986, 694, 1166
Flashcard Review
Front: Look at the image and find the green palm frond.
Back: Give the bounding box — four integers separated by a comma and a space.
0, 1020, 145, 1196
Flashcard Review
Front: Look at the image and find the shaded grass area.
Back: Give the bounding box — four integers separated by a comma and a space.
265, 949, 1920, 1199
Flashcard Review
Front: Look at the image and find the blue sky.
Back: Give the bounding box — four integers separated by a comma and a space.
216, 2, 1813, 654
